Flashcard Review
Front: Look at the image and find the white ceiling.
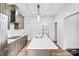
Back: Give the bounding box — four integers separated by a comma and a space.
8, 3, 67, 17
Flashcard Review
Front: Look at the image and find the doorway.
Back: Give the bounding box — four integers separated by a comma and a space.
55, 22, 57, 43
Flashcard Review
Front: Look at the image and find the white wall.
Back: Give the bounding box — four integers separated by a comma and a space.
54, 3, 79, 49
64, 13, 79, 49
40, 16, 55, 40
24, 16, 37, 40
8, 29, 26, 38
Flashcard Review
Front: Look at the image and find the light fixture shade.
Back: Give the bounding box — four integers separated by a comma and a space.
37, 15, 40, 22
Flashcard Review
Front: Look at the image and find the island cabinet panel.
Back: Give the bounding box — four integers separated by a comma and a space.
8, 35, 28, 56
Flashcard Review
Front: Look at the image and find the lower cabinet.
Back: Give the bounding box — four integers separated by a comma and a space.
8, 35, 27, 56
0, 48, 8, 56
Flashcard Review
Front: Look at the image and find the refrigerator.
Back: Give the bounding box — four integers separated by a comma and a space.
0, 13, 8, 56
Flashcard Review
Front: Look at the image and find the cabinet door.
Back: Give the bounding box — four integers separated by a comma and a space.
10, 10, 15, 23
0, 4, 10, 16
14, 23, 19, 29
16, 14, 24, 29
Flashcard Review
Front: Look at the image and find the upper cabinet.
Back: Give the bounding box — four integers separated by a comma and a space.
0, 4, 24, 29
9, 5, 24, 29
15, 14, 24, 29
10, 9, 15, 23
0, 3, 10, 16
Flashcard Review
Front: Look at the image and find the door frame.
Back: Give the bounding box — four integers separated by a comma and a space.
55, 22, 57, 42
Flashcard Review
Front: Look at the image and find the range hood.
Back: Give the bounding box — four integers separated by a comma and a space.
10, 5, 19, 23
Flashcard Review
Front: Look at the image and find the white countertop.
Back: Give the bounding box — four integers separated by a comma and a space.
27, 35, 58, 49
8, 34, 27, 44
8, 39, 17, 44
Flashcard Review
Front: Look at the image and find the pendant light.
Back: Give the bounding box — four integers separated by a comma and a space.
37, 4, 40, 22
